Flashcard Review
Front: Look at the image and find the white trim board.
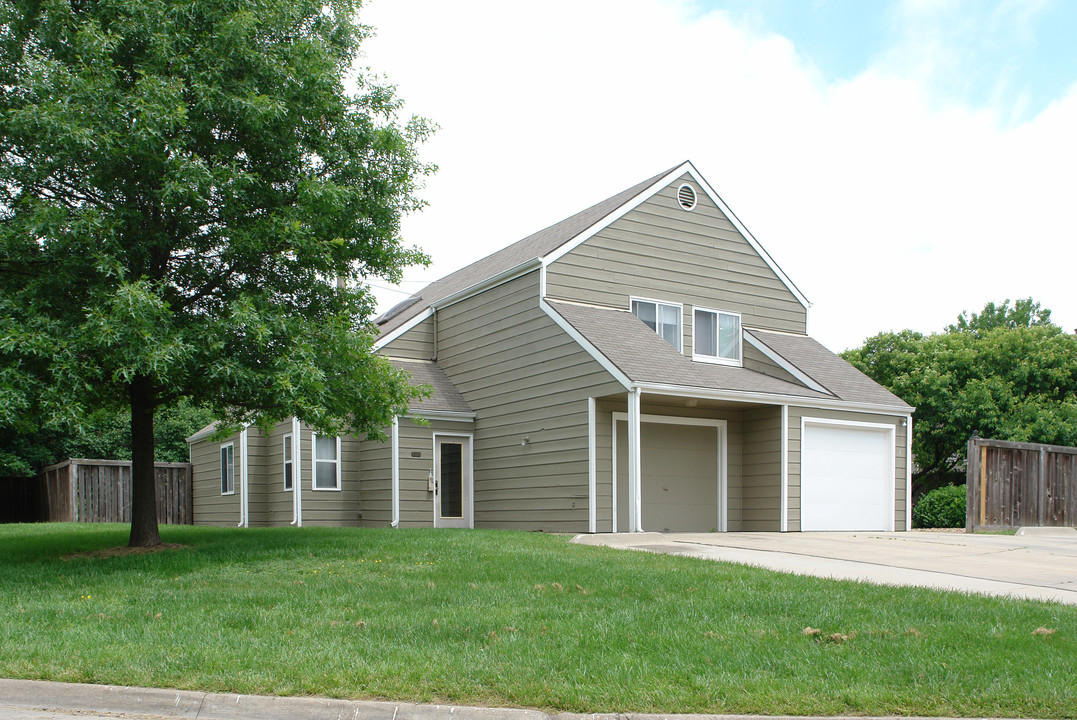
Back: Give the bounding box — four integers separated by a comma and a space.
540, 299, 632, 389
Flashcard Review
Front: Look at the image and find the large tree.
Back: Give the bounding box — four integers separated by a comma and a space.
0, 0, 431, 546
843, 299, 1077, 498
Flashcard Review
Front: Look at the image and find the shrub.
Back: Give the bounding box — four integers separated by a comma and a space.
912, 484, 966, 528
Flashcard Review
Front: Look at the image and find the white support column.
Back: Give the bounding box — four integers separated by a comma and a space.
906, 414, 913, 532
611, 416, 618, 533
628, 387, 643, 533
587, 397, 596, 534
780, 405, 789, 532
391, 415, 400, 528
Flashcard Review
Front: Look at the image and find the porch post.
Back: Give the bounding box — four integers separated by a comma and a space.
391, 415, 400, 528
628, 387, 643, 533
587, 397, 596, 534
239, 426, 249, 528
780, 405, 788, 532
906, 414, 913, 532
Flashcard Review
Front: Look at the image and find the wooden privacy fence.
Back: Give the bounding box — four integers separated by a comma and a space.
966, 437, 1077, 531
40, 459, 193, 524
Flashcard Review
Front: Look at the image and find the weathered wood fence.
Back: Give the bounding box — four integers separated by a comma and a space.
40, 459, 193, 524
966, 438, 1077, 531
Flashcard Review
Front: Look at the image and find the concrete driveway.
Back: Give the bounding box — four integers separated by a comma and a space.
574, 528, 1077, 604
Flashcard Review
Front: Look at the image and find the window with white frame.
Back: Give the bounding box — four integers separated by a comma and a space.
312, 433, 341, 490
283, 433, 293, 490
693, 307, 742, 364
220, 443, 235, 495
631, 298, 681, 351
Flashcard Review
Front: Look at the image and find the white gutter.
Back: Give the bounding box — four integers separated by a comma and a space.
636, 382, 914, 416
391, 415, 400, 528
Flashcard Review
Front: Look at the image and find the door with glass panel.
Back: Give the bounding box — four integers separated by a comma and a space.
433, 435, 472, 528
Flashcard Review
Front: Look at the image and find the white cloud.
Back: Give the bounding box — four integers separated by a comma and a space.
360, 0, 1077, 350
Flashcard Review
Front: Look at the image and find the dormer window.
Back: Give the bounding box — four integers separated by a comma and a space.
631, 298, 681, 351
693, 307, 741, 365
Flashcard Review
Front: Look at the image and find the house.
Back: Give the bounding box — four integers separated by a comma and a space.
187, 161, 914, 533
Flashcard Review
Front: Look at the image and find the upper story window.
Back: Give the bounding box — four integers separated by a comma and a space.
312, 433, 341, 491
220, 443, 235, 495
283, 433, 293, 491
693, 307, 741, 365
631, 298, 681, 351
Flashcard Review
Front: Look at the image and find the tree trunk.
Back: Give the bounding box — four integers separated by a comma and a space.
128, 373, 161, 547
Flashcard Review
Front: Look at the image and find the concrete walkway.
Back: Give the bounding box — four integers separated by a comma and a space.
573, 527, 1077, 604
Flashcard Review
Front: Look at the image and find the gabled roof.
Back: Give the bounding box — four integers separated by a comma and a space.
374, 165, 677, 338
387, 357, 473, 416
375, 161, 809, 345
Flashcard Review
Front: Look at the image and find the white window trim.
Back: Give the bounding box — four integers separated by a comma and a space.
283, 432, 294, 491
629, 296, 683, 353
691, 306, 742, 367
220, 442, 235, 496
310, 433, 342, 491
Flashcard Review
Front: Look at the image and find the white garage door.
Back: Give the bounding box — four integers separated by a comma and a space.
801, 422, 893, 531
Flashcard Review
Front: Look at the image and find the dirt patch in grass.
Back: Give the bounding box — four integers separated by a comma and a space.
63, 543, 188, 560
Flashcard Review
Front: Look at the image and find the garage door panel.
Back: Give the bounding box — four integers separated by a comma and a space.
802, 423, 892, 532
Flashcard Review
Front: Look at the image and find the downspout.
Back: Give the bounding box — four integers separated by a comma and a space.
291, 416, 303, 527
391, 415, 400, 528
238, 425, 249, 528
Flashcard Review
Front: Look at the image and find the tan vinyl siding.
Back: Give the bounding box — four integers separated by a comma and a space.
545, 175, 807, 334
263, 420, 297, 527
741, 406, 782, 531
245, 428, 269, 526
297, 427, 360, 526
191, 431, 241, 526
435, 269, 624, 532
360, 418, 473, 528
743, 344, 804, 387
787, 407, 908, 532
379, 315, 435, 359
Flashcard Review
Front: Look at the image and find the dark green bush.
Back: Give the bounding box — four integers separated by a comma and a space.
912, 484, 966, 528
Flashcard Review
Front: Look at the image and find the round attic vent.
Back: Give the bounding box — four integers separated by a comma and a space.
677, 183, 697, 211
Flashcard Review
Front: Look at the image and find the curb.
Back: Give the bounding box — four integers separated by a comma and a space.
0, 679, 547, 720
0, 679, 1035, 720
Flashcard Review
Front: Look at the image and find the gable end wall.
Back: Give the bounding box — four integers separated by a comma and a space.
545, 174, 807, 335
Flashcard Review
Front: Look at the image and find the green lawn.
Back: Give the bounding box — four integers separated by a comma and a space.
1, 523, 1074, 717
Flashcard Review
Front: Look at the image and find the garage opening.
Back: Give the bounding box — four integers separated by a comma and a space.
801, 420, 894, 531
614, 415, 725, 533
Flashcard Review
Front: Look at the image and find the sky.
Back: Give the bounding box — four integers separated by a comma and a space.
358, 0, 1076, 353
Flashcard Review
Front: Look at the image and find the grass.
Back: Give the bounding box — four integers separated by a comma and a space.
1, 523, 1075, 717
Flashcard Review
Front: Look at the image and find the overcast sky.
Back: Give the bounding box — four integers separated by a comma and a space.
359, 0, 1076, 353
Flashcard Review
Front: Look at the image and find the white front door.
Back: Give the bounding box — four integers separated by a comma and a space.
433, 435, 473, 528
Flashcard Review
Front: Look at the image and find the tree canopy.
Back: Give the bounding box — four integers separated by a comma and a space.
0, 0, 433, 545
843, 299, 1077, 497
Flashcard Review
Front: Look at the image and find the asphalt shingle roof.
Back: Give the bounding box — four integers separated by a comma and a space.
375, 165, 680, 336
388, 358, 473, 415
746, 330, 912, 409
546, 300, 834, 400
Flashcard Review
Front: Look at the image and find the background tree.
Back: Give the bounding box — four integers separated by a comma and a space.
0, 0, 432, 546
843, 299, 1077, 499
